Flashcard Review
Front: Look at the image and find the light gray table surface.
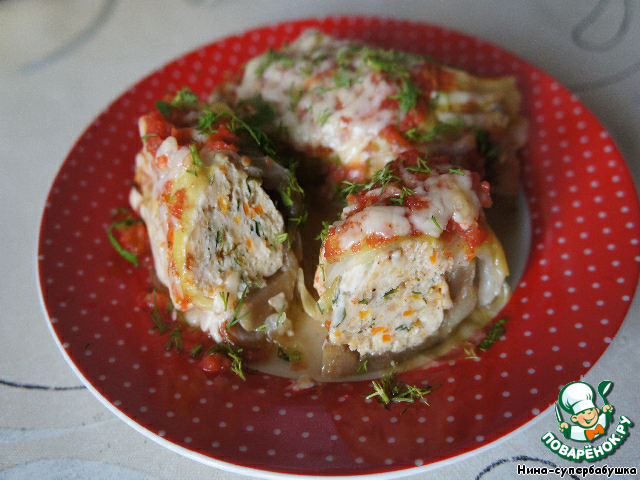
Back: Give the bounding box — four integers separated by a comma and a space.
1, 1, 639, 478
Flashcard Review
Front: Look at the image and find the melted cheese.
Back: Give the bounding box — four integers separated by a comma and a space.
332, 173, 480, 258
237, 31, 403, 169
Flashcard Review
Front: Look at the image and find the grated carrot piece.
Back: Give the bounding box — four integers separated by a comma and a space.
217, 196, 228, 213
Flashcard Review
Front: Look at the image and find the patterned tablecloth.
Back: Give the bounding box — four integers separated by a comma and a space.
1, 1, 639, 478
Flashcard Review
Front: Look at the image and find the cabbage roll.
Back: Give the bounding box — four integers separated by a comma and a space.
314, 154, 508, 374
223, 29, 527, 196
130, 90, 302, 341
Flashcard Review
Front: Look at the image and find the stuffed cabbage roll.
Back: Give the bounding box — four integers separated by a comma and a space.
130, 89, 303, 342
222, 29, 527, 196
314, 154, 509, 376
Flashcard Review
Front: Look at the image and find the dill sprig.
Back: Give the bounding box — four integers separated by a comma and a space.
149, 292, 170, 334
219, 291, 230, 311
341, 162, 401, 198
164, 327, 184, 353
206, 342, 246, 380
277, 345, 301, 362
405, 156, 431, 174
226, 285, 249, 329
356, 359, 369, 373
366, 367, 436, 409
463, 345, 479, 360
477, 318, 508, 351
316, 221, 333, 244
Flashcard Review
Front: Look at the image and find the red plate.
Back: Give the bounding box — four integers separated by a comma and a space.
38, 17, 640, 477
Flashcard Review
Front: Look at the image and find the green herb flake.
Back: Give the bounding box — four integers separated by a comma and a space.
316, 221, 332, 244
332, 67, 356, 89
357, 359, 369, 373
106, 217, 144, 266
286, 83, 305, 112
317, 108, 331, 126
463, 345, 479, 360
190, 344, 203, 356
219, 291, 230, 311
342, 164, 400, 198
149, 292, 170, 334
403, 117, 466, 143
171, 87, 199, 109
289, 210, 308, 227
389, 186, 414, 205
341, 180, 364, 196
279, 168, 305, 207
279, 188, 293, 207
275, 232, 290, 247
448, 168, 465, 175
365, 367, 436, 409
392, 79, 421, 113
226, 286, 249, 329
189, 144, 202, 166
198, 108, 279, 159
155, 100, 172, 116
166, 297, 174, 313
477, 318, 508, 351
383, 287, 399, 299
370, 163, 401, 195
334, 308, 347, 328
277, 346, 301, 363
431, 216, 443, 233
233, 256, 245, 269
474, 126, 501, 165
164, 327, 184, 353
206, 342, 246, 380
197, 110, 224, 134
406, 156, 432, 174
256, 47, 295, 76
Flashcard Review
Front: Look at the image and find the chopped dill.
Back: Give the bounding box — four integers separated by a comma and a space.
477, 318, 508, 351
226, 286, 249, 329
366, 367, 436, 409
357, 359, 369, 373
206, 342, 246, 380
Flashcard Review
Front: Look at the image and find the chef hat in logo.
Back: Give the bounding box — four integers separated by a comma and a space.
560, 381, 596, 415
